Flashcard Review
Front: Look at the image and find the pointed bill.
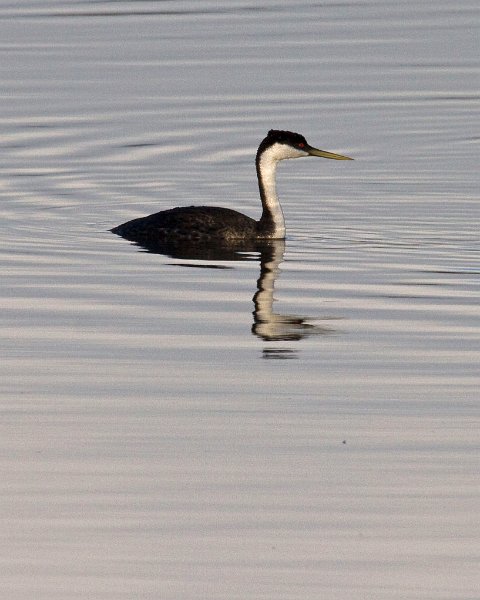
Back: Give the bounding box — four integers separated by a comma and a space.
306, 145, 353, 160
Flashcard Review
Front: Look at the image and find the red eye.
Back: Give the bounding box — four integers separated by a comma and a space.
297, 142, 305, 148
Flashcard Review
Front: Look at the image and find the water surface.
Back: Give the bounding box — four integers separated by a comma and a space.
1, 1, 479, 598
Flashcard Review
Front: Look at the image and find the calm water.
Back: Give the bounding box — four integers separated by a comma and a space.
1, 1, 479, 598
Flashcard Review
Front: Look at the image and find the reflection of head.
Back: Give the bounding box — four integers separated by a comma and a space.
251, 241, 332, 343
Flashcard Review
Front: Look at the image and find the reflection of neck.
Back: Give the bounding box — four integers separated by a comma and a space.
252, 240, 286, 338
256, 148, 285, 238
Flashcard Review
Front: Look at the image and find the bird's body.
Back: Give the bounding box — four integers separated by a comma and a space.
111, 130, 352, 244
112, 205, 258, 243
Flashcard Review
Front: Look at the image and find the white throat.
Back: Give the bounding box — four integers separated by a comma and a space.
257, 142, 308, 238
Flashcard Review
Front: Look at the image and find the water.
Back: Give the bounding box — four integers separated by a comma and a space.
1, 1, 479, 598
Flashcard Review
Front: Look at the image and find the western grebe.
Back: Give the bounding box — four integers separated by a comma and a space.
111, 129, 352, 243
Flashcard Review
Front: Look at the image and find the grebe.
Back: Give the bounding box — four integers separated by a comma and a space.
111, 129, 352, 243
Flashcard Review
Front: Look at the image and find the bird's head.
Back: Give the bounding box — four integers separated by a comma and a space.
257, 129, 353, 162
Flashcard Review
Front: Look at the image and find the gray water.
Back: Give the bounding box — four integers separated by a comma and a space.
1, 1, 479, 598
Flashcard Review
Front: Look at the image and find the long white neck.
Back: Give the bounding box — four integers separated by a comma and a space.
256, 146, 286, 238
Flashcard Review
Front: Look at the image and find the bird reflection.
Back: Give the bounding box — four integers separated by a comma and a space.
113, 235, 335, 355
251, 239, 333, 344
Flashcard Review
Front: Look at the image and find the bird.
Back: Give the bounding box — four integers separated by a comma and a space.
111, 129, 352, 244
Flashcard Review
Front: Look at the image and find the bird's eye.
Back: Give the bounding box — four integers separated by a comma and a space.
297, 142, 305, 148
